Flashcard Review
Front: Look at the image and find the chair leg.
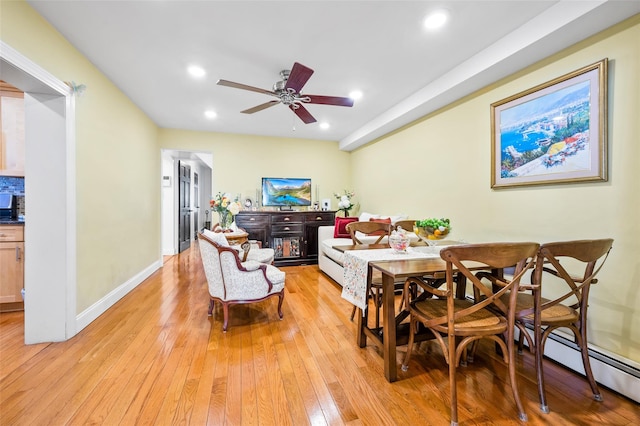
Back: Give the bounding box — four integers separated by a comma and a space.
374, 288, 382, 329
536, 329, 550, 413
517, 330, 525, 354
507, 333, 528, 421
448, 332, 459, 426
222, 303, 230, 332
277, 291, 284, 320
576, 322, 602, 401
401, 316, 417, 372
350, 305, 357, 321
208, 298, 215, 316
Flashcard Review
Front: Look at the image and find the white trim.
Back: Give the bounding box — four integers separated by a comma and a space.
75, 261, 162, 332
1, 40, 76, 343
0, 41, 70, 96
517, 328, 639, 404
65, 91, 77, 338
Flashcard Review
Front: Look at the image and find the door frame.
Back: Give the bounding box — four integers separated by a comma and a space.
0, 41, 77, 343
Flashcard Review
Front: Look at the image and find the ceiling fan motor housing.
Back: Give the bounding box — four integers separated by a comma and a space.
217, 62, 352, 124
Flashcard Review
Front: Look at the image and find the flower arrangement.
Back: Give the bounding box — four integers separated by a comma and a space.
210, 192, 242, 230
334, 190, 356, 217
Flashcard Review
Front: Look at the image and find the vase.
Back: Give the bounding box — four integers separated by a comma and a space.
219, 210, 233, 231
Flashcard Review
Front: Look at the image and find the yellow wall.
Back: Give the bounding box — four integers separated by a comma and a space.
1, 0, 160, 312
158, 129, 351, 209
351, 16, 640, 362
3, 0, 638, 364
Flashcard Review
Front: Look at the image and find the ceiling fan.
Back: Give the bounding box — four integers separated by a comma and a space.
216, 62, 354, 124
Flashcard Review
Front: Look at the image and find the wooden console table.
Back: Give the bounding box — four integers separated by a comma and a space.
236, 211, 335, 266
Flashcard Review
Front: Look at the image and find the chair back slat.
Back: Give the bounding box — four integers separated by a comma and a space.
441, 242, 539, 319
533, 238, 613, 312
346, 221, 391, 245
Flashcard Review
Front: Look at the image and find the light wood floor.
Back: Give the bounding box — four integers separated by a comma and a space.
1, 244, 638, 425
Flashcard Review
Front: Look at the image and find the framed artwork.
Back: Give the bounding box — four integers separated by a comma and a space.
491, 59, 608, 188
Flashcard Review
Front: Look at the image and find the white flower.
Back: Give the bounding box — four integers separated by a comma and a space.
341, 195, 350, 202
228, 202, 241, 215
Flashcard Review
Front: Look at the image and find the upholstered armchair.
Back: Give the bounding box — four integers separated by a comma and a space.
198, 232, 285, 332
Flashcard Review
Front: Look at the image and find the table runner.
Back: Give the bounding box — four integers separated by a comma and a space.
340, 246, 442, 311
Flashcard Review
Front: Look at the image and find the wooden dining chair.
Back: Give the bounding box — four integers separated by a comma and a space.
512, 238, 614, 414
346, 220, 391, 245
345, 221, 396, 325
394, 219, 417, 233
401, 242, 539, 426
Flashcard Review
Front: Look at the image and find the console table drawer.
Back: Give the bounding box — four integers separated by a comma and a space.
236, 215, 269, 226
271, 214, 303, 224
306, 212, 335, 223
271, 224, 304, 234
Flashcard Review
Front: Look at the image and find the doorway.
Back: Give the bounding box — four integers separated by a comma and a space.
161, 150, 212, 256
178, 161, 191, 253
1, 41, 76, 343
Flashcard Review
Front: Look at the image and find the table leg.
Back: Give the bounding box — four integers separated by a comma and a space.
357, 305, 367, 348
382, 272, 397, 382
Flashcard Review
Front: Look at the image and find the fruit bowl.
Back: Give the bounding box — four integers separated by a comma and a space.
416, 226, 450, 241
415, 218, 452, 246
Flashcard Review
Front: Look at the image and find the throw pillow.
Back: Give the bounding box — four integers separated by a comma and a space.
202, 229, 230, 247
359, 211, 379, 223
334, 216, 359, 238
369, 217, 392, 235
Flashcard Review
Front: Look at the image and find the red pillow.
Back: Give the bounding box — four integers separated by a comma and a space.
334, 217, 359, 238
369, 217, 391, 235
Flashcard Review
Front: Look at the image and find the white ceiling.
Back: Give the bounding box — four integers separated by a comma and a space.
27, 1, 640, 151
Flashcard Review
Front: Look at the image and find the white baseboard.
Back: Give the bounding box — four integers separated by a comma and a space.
517, 328, 640, 403
75, 260, 162, 332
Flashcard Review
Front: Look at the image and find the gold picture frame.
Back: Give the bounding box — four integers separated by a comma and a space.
491, 59, 608, 188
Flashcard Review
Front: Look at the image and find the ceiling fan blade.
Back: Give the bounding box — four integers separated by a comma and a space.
217, 79, 276, 96
290, 104, 317, 124
305, 95, 354, 107
284, 62, 314, 93
241, 100, 281, 114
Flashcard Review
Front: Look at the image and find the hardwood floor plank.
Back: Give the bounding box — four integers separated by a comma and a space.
249, 320, 278, 426
0, 246, 637, 425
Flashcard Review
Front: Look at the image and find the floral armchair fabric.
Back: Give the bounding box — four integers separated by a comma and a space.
198, 232, 285, 332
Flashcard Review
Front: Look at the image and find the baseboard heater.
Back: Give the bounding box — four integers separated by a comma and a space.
517, 325, 640, 404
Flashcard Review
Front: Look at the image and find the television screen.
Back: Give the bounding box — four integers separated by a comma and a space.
262, 177, 312, 207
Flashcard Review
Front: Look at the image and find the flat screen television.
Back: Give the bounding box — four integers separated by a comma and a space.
262, 177, 312, 207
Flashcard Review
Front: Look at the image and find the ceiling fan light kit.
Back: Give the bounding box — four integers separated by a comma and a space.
217, 62, 354, 124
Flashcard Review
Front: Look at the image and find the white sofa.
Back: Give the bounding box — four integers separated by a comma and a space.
317, 213, 419, 286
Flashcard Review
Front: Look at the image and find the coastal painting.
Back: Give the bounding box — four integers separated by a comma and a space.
491, 59, 608, 188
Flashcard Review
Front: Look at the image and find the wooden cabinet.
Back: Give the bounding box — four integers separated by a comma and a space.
0, 225, 25, 311
234, 213, 270, 248
0, 82, 25, 177
235, 211, 335, 266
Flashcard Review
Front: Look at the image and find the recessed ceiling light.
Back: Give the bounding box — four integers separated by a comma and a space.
349, 90, 363, 101
423, 10, 449, 30
204, 110, 217, 119
319, 122, 330, 130
188, 65, 206, 78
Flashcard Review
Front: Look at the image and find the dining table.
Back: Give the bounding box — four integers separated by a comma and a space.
338, 244, 487, 382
